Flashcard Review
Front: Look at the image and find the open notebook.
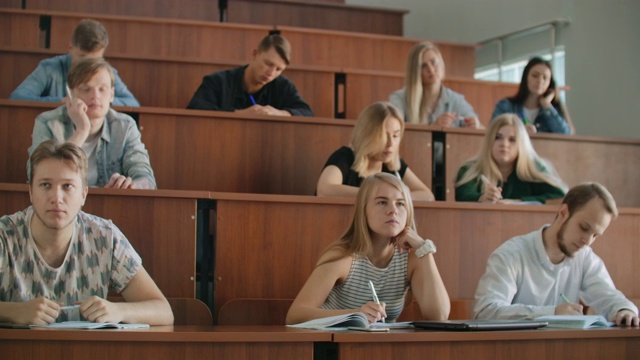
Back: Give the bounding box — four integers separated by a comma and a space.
534, 315, 614, 329
30, 321, 149, 330
287, 313, 413, 331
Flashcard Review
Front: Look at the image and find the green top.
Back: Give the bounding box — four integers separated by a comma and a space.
455, 164, 566, 203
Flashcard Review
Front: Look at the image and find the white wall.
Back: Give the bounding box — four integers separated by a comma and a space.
347, 0, 640, 139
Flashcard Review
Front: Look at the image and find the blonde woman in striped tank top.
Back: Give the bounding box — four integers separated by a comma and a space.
286, 173, 450, 325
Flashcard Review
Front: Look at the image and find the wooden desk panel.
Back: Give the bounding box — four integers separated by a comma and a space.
279, 26, 475, 75
0, 11, 42, 49
0, 47, 334, 118
136, 109, 432, 194
25, 0, 220, 21
229, 0, 405, 35
345, 72, 517, 123
334, 328, 640, 360
0, 101, 51, 184
443, 129, 640, 206
0, 184, 205, 298
213, 195, 640, 317
0, 326, 329, 360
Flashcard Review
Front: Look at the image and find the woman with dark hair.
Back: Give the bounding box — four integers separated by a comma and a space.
491, 57, 574, 135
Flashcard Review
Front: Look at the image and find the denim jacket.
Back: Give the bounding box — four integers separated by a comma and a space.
28, 106, 156, 189
10, 54, 140, 107
491, 98, 570, 134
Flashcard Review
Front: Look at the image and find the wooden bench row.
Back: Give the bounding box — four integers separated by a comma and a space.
0, 46, 514, 120
0, 8, 472, 74
2, 185, 638, 322
4, 100, 640, 206
3, 0, 407, 35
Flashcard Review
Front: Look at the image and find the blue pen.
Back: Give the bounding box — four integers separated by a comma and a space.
249, 95, 257, 105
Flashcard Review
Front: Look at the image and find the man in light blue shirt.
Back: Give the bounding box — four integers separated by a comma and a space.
10, 19, 139, 107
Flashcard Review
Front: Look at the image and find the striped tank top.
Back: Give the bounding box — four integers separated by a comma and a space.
321, 249, 409, 321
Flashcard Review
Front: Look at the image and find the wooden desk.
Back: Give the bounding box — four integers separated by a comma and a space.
344, 70, 517, 121
135, 107, 432, 194
0, 326, 332, 360
19, 0, 405, 35
333, 328, 640, 359
443, 128, 640, 206
211, 193, 640, 318
276, 25, 474, 75
0, 183, 211, 299
0, 100, 432, 194
0, 8, 472, 73
0, 47, 336, 118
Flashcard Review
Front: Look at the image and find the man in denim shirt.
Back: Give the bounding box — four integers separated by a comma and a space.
10, 19, 139, 107
28, 57, 155, 189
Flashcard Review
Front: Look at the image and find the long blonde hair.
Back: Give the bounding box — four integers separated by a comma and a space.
317, 173, 416, 266
404, 41, 444, 124
351, 102, 404, 174
455, 114, 567, 191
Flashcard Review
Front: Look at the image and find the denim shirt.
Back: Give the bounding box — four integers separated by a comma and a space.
389, 85, 477, 125
491, 98, 570, 134
28, 106, 156, 189
10, 54, 140, 107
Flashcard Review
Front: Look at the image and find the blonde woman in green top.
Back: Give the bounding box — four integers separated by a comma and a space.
455, 114, 567, 204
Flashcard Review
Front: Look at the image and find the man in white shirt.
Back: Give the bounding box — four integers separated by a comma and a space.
474, 182, 639, 326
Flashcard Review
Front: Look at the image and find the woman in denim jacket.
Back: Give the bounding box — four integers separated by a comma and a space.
491, 57, 574, 135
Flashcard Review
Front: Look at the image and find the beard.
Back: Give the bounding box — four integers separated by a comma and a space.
557, 221, 575, 258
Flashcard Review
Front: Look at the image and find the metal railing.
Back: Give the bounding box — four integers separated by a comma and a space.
478, 17, 571, 81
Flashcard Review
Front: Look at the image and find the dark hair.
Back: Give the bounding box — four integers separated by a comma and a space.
508, 57, 564, 116
257, 34, 291, 65
30, 140, 88, 187
71, 19, 109, 52
562, 182, 618, 218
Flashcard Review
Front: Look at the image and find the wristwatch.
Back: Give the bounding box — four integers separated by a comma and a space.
415, 239, 437, 258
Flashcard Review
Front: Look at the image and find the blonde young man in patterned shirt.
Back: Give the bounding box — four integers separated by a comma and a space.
0, 140, 173, 325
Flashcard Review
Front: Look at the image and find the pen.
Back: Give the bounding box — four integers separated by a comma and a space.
66, 84, 73, 101
368, 280, 385, 323
60, 305, 80, 311
480, 175, 491, 186
249, 95, 256, 105
560, 294, 571, 304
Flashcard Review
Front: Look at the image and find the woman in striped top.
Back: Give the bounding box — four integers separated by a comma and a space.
286, 173, 450, 325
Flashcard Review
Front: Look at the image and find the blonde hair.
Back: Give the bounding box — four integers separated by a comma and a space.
317, 173, 416, 266
351, 102, 404, 175
404, 41, 445, 124
455, 113, 567, 192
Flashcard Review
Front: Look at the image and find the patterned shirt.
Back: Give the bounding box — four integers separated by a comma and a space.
0, 207, 142, 307
322, 249, 409, 321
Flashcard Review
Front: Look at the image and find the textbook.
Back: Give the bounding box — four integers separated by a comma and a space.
29, 321, 150, 330
287, 313, 413, 331
534, 315, 614, 329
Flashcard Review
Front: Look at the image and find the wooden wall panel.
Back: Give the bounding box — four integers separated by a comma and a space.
0, 185, 203, 298
213, 196, 640, 317
444, 130, 640, 207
